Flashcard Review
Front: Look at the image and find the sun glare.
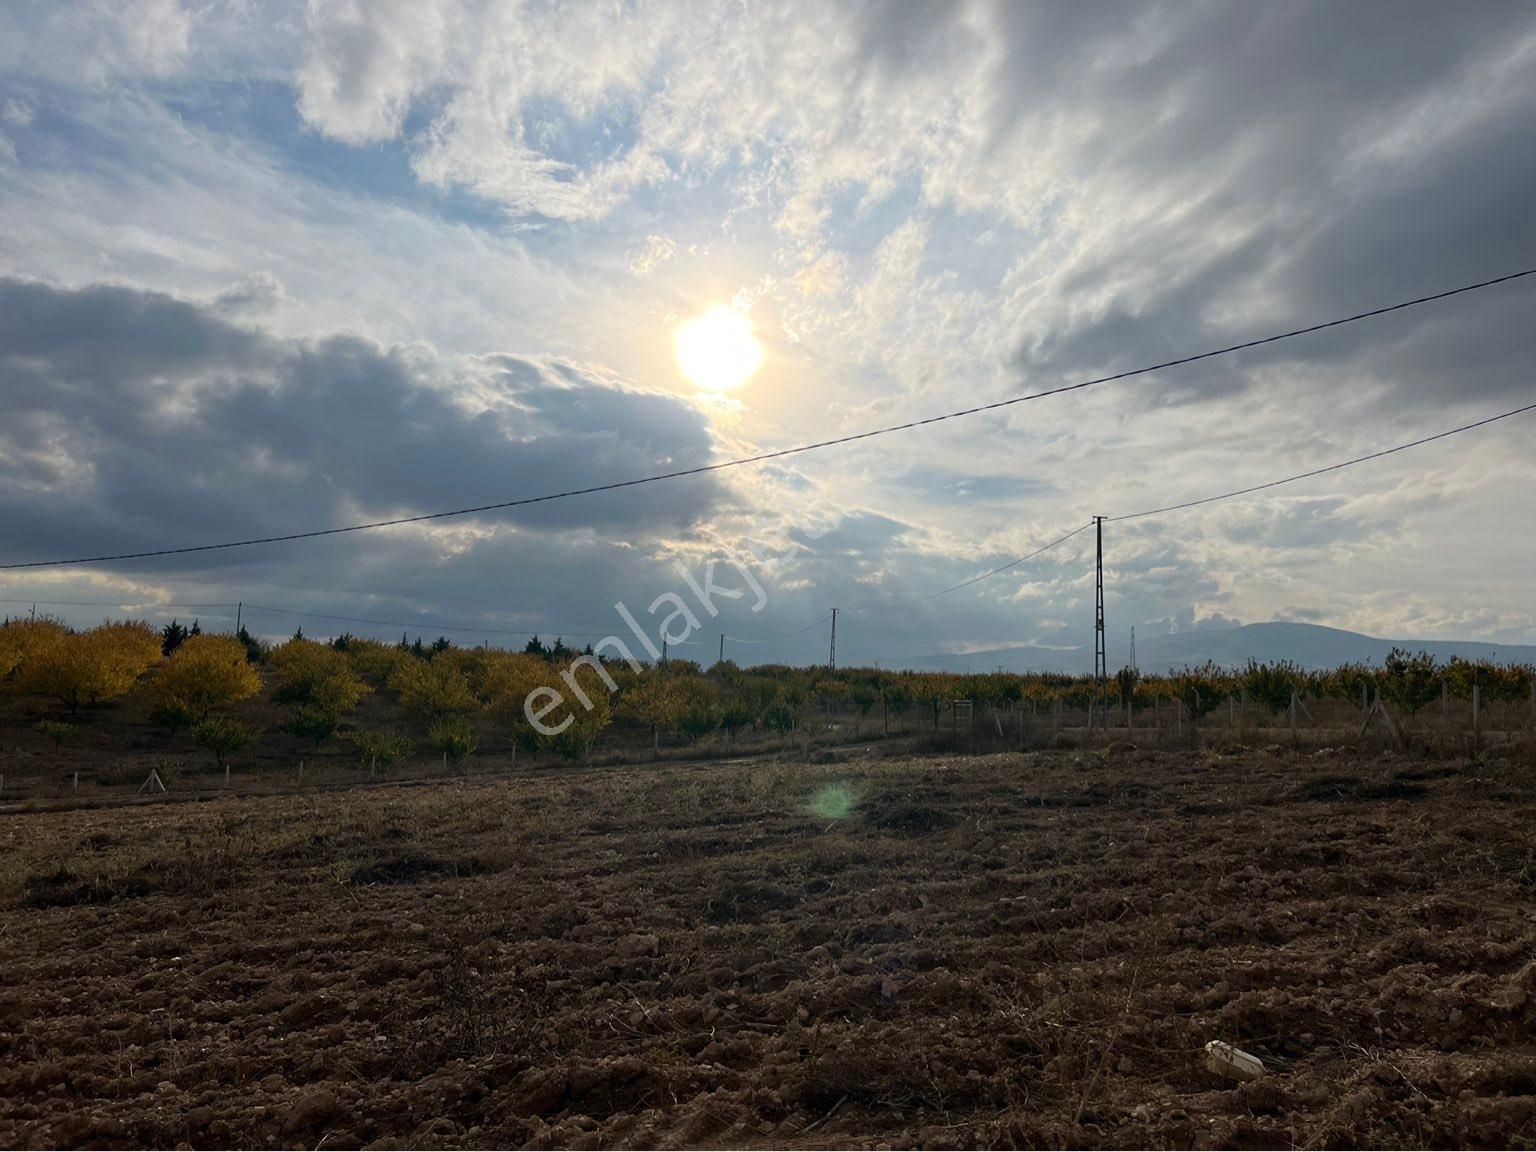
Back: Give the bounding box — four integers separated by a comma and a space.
674, 306, 765, 393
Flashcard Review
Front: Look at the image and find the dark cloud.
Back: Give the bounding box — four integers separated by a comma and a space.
0, 277, 727, 569
996, 1, 1536, 412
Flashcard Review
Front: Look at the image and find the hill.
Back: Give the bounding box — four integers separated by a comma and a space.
905, 621, 1536, 674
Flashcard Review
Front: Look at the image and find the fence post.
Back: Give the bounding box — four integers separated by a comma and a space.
1289, 689, 1298, 738
1229, 695, 1235, 729
224, 763, 230, 789
1442, 679, 1449, 719
298, 760, 304, 786
1361, 683, 1368, 716
73, 771, 78, 794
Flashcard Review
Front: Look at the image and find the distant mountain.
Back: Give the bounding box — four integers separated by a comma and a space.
898, 621, 1536, 675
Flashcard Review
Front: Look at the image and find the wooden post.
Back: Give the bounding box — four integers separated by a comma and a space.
1442, 679, 1449, 719
1289, 689, 1298, 738
370, 755, 377, 777
442, 751, 448, 771
225, 763, 230, 789
298, 760, 304, 786
1229, 695, 1235, 729
1240, 690, 1247, 729
73, 771, 79, 794
1361, 683, 1368, 715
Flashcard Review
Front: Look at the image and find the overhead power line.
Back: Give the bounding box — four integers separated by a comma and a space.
852, 522, 1094, 614
5, 265, 1533, 571
8, 399, 1533, 641
850, 398, 1536, 607
781, 613, 834, 637
1113, 399, 1536, 521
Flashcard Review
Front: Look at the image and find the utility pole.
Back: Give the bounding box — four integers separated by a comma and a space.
1129, 626, 1136, 673
719, 633, 725, 665
661, 636, 668, 666
1093, 515, 1106, 730
829, 608, 838, 669
236, 601, 243, 633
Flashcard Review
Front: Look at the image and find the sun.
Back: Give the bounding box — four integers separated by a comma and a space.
674, 306, 765, 392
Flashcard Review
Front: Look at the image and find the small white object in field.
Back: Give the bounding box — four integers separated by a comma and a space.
1205, 1040, 1265, 1081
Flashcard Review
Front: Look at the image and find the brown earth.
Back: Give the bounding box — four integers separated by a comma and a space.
4, 743, 1536, 1149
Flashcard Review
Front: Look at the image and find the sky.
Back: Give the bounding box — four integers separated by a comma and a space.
1, 0, 1535, 670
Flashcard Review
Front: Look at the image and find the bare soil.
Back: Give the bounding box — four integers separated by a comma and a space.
4, 743, 1536, 1149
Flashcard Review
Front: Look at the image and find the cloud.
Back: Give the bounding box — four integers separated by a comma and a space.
628, 235, 676, 276
297, 0, 452, 145
0, 277, 728, 570
212, 270, 288, 317
0, 0, 194, 84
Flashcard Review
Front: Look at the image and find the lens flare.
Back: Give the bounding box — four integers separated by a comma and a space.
809, 783, 855, 821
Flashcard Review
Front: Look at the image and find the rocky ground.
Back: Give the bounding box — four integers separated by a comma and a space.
4, 741, 1536, 1149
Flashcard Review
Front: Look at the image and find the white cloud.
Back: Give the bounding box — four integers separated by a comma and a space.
297, 0, 452, 144
628, 234, 677, 276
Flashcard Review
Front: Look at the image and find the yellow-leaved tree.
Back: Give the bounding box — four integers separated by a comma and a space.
483, 653, 562, 762
152, 634, 262, 724
0, 618, 69, 681
388, 656, 477, 723
13, 620, 161, 712
267, 638, 371, 747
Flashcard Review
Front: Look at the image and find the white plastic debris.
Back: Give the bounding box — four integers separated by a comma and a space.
1205, 1040, 1265, 1081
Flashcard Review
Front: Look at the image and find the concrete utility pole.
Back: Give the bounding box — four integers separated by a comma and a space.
829, 608, 838, 669
1093, 516, 1107, 730
719, 633, 725, 665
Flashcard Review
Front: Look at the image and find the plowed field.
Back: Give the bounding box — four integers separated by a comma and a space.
5, 744, 1536, 1148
